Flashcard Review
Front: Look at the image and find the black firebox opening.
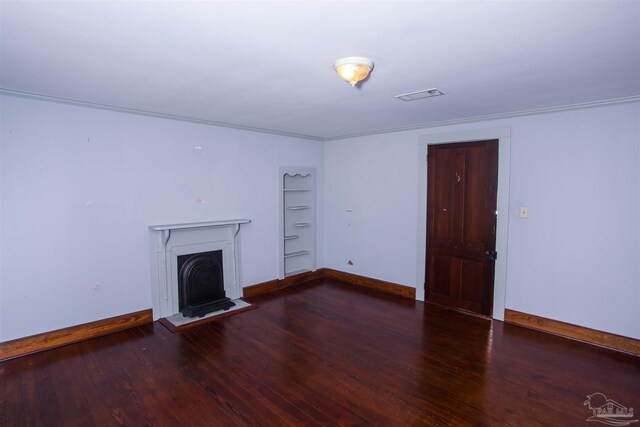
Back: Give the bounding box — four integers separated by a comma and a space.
178, 250, 235, 318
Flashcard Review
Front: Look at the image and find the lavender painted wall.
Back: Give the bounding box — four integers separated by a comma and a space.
2, 94, 638, 343
324, 101, 640, 339
0, 95, 324, 342
0, 98, 4, 342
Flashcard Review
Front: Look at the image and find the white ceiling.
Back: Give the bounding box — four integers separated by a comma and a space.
1, 1, 639, 140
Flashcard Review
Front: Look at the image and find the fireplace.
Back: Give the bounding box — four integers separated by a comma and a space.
178, 250, 234, 317
148, 219, 250, 320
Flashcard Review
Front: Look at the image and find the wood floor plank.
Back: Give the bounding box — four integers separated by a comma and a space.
253, 285, 501, 425
195, 306, 397, 425
177, 327, 321, 426
2, 357, 26, 426
221, 318, 374, 425
21, 353, 62, 426
223, 309, 424, 425
2, 279, 639, 426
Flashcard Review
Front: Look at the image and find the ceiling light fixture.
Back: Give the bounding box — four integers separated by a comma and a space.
333, 57, 374, 86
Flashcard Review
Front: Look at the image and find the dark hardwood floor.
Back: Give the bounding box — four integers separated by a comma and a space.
2, 279, 639, 426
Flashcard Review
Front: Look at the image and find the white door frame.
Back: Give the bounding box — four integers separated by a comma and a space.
416, 127, 511, 320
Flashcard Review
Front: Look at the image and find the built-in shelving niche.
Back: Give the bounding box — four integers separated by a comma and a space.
279, 167, 316, 278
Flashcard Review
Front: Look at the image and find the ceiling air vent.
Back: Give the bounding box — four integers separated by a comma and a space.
395, 88, 445, 101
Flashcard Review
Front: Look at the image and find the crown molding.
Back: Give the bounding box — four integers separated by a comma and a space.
2, 88, 638, 142
0, 88, 324, 142
323, 95, 640, 141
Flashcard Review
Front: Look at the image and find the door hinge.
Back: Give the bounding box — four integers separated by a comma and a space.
485, 250, 497, 261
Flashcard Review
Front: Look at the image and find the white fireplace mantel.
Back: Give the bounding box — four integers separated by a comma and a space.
149, 219, 251, 232
148, 219, 251, 320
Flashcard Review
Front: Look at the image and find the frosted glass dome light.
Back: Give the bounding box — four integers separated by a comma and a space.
334, 57, 374, 86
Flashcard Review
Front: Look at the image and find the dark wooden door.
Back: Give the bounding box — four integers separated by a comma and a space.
426, 140, 498, 316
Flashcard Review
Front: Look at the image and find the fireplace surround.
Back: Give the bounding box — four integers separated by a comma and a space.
148, 220, 250, 320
